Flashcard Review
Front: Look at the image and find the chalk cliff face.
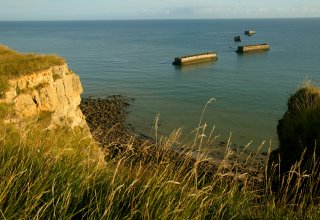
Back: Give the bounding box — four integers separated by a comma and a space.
1, 64, 88, 129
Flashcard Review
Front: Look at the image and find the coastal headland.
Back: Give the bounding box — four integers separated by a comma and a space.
1, 45, 320, 219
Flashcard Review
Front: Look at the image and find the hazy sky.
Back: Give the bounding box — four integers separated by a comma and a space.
1, 0, 320, 20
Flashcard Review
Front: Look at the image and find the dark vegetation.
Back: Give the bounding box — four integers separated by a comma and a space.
268, 84, 320, 198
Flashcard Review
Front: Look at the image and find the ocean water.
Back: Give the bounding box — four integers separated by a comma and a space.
1, 18, 320, 148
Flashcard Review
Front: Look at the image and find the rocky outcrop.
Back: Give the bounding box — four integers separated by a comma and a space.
0, 63, 88, 129
268, 85, 320, 175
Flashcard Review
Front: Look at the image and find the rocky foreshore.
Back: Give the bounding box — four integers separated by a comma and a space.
80, 95, 133, 141
80, 95, 266, 187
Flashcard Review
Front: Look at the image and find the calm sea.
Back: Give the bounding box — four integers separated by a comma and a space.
1, 19, 320, 148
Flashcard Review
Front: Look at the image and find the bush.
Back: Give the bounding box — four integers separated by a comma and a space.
276, 84, 320, 173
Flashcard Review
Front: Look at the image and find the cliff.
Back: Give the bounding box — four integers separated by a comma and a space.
0, 45, 89, 131
0, 45, 107, 173
0, 63, 88, 130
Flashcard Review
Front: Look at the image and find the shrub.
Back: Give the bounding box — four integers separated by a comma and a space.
276, 84, 320, 173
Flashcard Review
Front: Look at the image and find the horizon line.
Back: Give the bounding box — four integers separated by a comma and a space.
0, 16, 319, 22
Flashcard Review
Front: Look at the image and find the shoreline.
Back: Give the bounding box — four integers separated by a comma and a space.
80, 95, 266, 184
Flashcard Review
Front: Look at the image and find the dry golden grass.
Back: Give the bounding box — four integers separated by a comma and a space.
1, 116, 320, 219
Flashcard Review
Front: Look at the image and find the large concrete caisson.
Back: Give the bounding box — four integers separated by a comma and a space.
172, 52, 218, 65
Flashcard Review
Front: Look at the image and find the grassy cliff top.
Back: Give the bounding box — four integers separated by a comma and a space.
0, 45, 65, 96
0, 45, 65, 77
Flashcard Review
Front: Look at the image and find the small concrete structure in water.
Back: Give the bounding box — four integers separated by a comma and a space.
245, 30, 256, 36
172, 52, 218, 65
236, 44, 270, 53
234, 36, 241, 42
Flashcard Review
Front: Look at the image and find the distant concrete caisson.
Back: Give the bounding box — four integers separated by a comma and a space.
236, 44, 270, 53
245, 30, 256, 36
234, 36, 241, 42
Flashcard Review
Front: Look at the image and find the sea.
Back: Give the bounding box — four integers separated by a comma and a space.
1, 18, 320, 149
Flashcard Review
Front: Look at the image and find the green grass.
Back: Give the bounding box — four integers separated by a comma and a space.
0, 45, 65, 96
1, 117, 320, 219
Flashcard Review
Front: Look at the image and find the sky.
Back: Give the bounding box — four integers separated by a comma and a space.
0, 0, 320, 20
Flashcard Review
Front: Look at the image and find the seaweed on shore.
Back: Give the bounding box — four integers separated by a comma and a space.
80, 95, 133, 140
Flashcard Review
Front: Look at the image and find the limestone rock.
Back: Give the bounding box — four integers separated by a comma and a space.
1, 64, 88, 129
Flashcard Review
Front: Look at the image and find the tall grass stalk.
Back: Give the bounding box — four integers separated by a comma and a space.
192, 97, 216, 150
